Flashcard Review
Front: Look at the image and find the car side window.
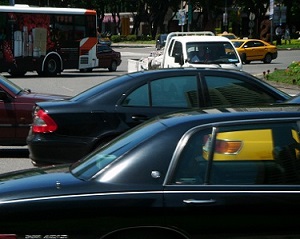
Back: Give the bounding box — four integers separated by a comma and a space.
122, 84, 150, 106
151, 76, 198, 107
253, 41, 264, 47
208, 123, 300, 185
205, 76, 278, 106
171, 122, 300, 185
123, 76, 198, 108
171, 128, 211, 185
97, 45, 111, 53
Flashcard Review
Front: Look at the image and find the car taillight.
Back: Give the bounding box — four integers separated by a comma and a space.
32, 108, 57, 133
0, 235, 17, 239
215, 140, 242, 154
203, 135, 242, 154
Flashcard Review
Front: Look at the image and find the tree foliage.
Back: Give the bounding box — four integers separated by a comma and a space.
2, 0, 300, 39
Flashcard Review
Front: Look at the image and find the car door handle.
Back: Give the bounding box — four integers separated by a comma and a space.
183, 199, 216, 205
131, 115, 149, 121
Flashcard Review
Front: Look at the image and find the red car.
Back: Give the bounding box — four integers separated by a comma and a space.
96, 44, 122, 71
0, 75, 69, 146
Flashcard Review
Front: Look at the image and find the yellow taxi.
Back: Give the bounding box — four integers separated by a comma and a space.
217, 32, 238, 40
231, 39, 277, 64
202, 129, 300, 161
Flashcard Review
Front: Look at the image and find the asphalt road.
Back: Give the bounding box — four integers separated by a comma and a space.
0, 46, 299, 174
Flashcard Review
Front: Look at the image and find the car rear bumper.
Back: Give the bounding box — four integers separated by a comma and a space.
27, 134, 97, 165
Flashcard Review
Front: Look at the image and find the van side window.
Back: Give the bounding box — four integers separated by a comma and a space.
172, 41, 183, 57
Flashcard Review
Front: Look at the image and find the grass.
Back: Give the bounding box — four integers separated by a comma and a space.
266, 61, 300, 86
272, 38, 300, 49
263, 38, 300, 85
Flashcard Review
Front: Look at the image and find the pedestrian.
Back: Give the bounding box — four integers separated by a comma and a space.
275, 25, 282, 45
284, 25, 291, 44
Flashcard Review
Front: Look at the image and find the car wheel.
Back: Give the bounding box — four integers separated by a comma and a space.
108, 61, 117, 72
44, 56, 61, 76
241, 53, 247, 64
263, 53, 272, 64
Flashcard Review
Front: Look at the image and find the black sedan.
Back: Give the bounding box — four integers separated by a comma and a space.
27, 68, 291, 165
3, 106, 300, 238
285, 94, 300, 103
0, 75, 69, 146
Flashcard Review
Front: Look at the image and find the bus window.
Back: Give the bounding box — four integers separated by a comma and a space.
0, 5, 98, 76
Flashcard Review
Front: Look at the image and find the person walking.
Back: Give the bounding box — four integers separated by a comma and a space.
275, 25, 282, 45
284, 25, 291, 44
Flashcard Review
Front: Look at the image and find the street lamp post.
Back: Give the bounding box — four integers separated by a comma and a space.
187, 0, 192, 31
223, 0, 228, 32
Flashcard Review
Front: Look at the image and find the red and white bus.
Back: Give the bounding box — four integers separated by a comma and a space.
0, 4, 98, 76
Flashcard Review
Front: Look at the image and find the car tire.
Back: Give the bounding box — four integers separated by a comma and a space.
241, 53, 247, 64
44, 56, 61, 76
263, 53, 272, 64
109, 61, 117, 72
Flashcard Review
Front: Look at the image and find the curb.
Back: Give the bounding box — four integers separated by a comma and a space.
112, 43, 155, 48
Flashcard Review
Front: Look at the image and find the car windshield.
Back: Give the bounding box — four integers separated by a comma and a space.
222, 34, 237, 39
232, 41, 244, 48
186, 42, 239, 64
0, 75, 23, 95
70, 119, 166, 180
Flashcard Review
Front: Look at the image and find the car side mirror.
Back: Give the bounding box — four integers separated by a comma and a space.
174, 53, 184, 66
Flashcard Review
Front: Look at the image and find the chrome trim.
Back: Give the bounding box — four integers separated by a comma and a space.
1, 190, 300, 205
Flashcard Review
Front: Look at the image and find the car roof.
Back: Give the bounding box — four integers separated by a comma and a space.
231, 39, 247, 42
155, 105, 300, 128
232, 39, 263, 42
171, 35, 231, 43
129, 67, 244, 76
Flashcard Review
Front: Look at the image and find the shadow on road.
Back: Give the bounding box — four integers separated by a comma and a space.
0, 148, 29, 158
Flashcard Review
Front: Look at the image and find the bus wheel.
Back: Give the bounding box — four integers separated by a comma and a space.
108, 61, 117, 72
44, 57, 60, 76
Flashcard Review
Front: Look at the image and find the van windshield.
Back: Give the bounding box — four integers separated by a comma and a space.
186, 42, 239, 64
